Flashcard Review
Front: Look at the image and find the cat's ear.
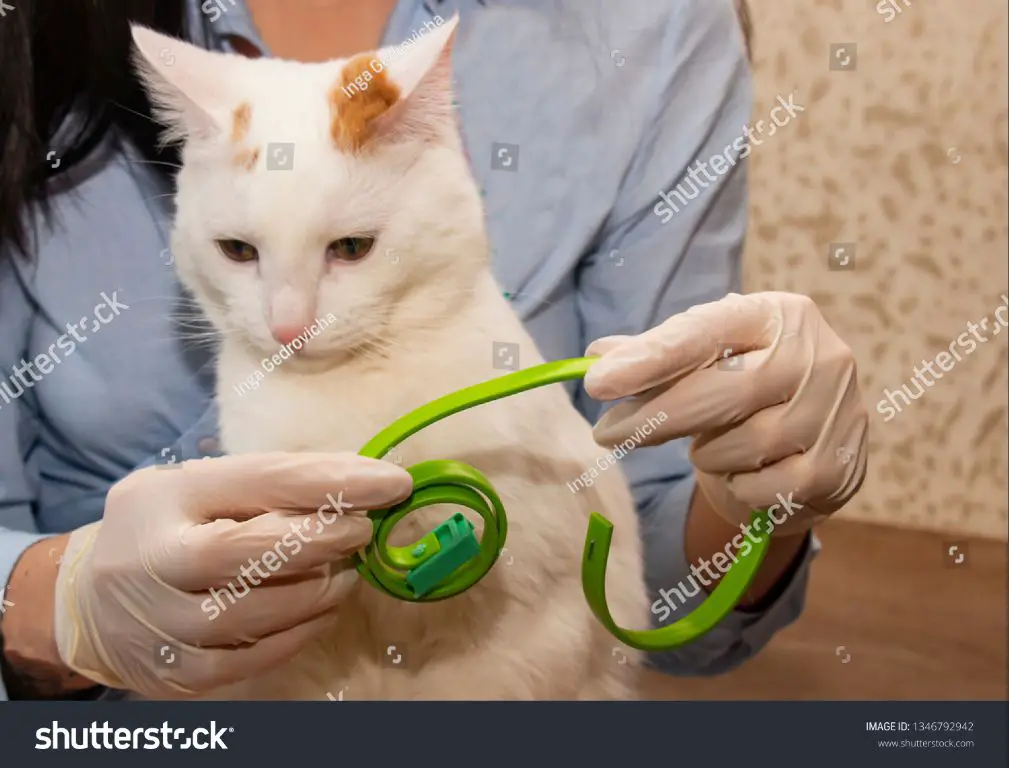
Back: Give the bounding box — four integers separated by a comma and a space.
380, 14, 460, 142
382, 14, 459, 103
330, 15, 460, 151
131, 25, 234, 144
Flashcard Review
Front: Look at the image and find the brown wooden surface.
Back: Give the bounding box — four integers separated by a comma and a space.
641, 519, 1008, 700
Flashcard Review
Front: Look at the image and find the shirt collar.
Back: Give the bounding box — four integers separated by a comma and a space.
185, 0, 268, 55
185, 0, 486, 54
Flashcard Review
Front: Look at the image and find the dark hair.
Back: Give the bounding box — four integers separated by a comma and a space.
0, 0, 185, 259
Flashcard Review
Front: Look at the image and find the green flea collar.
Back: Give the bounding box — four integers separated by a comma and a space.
354, 357, 770, 652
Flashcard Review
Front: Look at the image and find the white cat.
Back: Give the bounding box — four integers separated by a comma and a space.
131, 16, 649, 700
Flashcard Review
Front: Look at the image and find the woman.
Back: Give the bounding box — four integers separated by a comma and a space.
0, 0, 867, 699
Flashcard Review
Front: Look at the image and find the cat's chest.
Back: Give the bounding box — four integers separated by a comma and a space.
215, 360, 546, 467
219, 374, 404, 455
216, 356, 482, 457
214, 320, 545, 459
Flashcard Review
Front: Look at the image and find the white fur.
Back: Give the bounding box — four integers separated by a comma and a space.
132, 18, 649, 700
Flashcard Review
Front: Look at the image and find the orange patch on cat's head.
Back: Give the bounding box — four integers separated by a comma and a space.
329, 53, 401, 153
231, 102, 252, 144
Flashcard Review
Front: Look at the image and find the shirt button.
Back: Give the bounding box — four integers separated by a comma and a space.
197, 436, 221, 457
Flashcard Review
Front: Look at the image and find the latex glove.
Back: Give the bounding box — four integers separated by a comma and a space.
54, 452, 412, 698
584, 292, 868, 535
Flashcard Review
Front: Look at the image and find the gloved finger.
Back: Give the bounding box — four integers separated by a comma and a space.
693, 354, 865, 475
591, 338, 803, 446
583, 293, 779, 401
174, 452, 413, 523
690, 400, 820, 474
167, 510, 374, 590
167, 563, 361, 646
723, 417, 868, 514
146, 610, 342, 699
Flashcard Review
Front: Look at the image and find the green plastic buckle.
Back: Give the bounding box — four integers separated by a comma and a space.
404, 513, 481, 597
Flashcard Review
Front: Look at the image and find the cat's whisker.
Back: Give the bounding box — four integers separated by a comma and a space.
345, 333, 398, 363
150, 338, 218, 352
129, 159, 184, 172
123, 293, 227, 317
165, 304, 218, 316
168, 324, 220, 336
143, 192, 179, 204
111, 100, 165, 128
356, 332, 410, 353
160, 325, 217, 335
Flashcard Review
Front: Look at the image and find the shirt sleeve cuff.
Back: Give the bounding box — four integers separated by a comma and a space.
639, 472, 821, 676
0, 531, 117, 701
0, 530, 51, 701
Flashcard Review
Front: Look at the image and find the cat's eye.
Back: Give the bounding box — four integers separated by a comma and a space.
326, 236, 375, 263
217, 239, 259, 263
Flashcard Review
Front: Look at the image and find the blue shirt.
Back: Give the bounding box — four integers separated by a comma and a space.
0, 0, 815, 700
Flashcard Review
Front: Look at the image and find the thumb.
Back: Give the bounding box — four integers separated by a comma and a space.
585, 334, 634, 358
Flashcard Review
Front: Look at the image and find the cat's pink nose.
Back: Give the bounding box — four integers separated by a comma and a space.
270, 324, 305, 346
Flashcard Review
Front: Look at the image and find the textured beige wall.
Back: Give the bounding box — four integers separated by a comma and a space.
742, 0, 1008, 539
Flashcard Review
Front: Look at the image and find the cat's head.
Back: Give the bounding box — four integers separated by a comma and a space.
132, 17, 487, 364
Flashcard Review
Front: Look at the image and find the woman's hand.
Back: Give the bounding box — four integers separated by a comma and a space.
48, 452, 411, 699
583, 292, 868, 536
